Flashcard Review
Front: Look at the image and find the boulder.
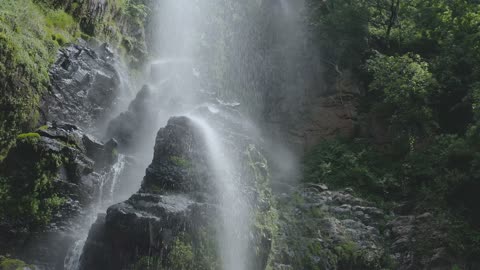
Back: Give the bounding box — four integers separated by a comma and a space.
80, 108, 275, 270
105, 85, 158, 152
40, 42, 121, 131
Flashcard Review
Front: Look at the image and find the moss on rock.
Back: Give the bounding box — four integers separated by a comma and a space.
0, 256, 34, 270
0, 133, 68, 228
0, 0, 80, 156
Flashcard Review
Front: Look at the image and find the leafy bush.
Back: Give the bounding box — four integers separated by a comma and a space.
304, 139, 401, 202
367, 53, 437, 140
306, 0, 369, 69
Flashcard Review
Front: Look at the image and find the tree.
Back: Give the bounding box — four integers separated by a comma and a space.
367, 53, 436, 140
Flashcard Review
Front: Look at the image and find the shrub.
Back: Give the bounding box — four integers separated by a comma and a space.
304, 139, 401, 202
367, 53, 437, 141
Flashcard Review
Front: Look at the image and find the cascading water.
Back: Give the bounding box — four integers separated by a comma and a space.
189, 115, 251, 270
64, 0, 307, 269
64, 154, 126, 270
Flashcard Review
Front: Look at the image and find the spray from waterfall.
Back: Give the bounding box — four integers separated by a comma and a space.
189, 115, 251, 270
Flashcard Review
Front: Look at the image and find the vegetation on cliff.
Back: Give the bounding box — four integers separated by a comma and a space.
0, 0, 149, 158
304, 0, 480, 266
0, 0, 149, 232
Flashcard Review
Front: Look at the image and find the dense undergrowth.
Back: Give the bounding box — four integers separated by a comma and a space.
0, 133, 66, 228
304, 0, 480, 263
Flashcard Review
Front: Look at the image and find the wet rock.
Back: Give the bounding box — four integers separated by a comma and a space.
81, 110, 275, 270
272, 184, 388, 270
40, 42, 121, 130
83, 134, 118, 169
105, 85, 158, 152
386, 212, 477, 270
0, 123, 119, 270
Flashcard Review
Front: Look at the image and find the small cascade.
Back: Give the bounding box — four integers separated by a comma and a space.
64, 240, 85, 270
108, 154, 126, 203
63, 154, 126, 270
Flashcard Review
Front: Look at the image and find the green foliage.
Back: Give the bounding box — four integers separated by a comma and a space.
367, 53, 436, 139
0, 0, 79, 154
0, 138, 66, 228
304, 134, 480, 259
0, 256, 32, 270
304, 139, 400, 202
0, 0, 148, 154
306, 0, 370, 69
168, 237, 194, 270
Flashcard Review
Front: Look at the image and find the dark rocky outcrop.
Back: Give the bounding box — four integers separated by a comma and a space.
387, 211, 480, 270
0, 123, 118, 270
80, 109, 276, 270
272, 184, 389, 270
105, 85, 158, 152
40, 42, 121, 131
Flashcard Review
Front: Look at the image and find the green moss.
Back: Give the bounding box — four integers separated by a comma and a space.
16, 132, 40, 140
168, 237, 194, 270
0, 138, 67, 228
0, 256, 32, 270
246, 145, 278, 269
170, 156, 191, 168
0, 0, 80, 153
37, 125, 49, 131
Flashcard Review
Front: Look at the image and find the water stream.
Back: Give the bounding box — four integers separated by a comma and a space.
189, 115, 251, 270
64, 154, 126, 270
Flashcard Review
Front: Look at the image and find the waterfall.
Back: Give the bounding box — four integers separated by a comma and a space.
189, 115, 251, 270
65, 0, 305, 268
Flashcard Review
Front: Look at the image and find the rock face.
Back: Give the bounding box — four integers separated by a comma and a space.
387, 212, 480, 270
80, 111, 276, 270
40, 42, 121, 131
272, 185, 388, 270
264, 69, 359, 153
105, 85, 158, 152
0, 123, 118, 270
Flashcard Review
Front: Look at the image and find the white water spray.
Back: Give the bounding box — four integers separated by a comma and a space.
189, 115, 251, 270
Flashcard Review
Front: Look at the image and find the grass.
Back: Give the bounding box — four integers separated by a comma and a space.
0, 0, 79, 154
